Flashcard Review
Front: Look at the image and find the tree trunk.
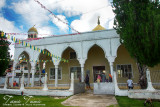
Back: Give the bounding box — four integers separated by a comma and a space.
136, 63, 147, 89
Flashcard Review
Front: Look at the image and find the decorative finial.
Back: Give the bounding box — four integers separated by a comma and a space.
98, 16, 100, 25
33, 25, 36, 27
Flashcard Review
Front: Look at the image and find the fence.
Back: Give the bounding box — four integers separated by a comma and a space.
151, 70, 160, 89
0, 73, 72, 90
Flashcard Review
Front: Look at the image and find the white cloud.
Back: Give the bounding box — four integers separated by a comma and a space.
19, 25, 23, 30
0, 17, 22, 59
0, 17, 19, 33
37, 26, 55, 37
12, 0, 49, 26
0, 0, 5, 10
71, 6, 114, 32
50, 15, 69, 32
47, 0, 114, 32
11, 0, 61, 34
12, 0, 114, 33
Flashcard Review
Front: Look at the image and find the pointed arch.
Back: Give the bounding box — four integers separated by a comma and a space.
16, 51, 31, 72
38, 49, 52, 60
60, 46, 79, 59
86, 44, 107, 59
18, 51, 30, 61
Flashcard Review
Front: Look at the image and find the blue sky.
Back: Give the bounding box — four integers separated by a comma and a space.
0, 0, 114, 57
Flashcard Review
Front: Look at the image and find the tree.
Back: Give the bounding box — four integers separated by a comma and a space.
0, 31, 11, 76
112, 0, 160, 88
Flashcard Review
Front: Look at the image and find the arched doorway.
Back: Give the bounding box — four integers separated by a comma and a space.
59, 47, 80, 87
85, 45, 110, 87
38, 49, 53, 87
15, 51, 31, 87
114, 45, 139, 89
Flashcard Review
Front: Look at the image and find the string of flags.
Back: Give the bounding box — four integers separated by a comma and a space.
6, 32, 80, 36
0, 32, 42, 46
20, 42, 69, 63
0, 32, 80, 46
34, 0, 80, 34
0, 32, 69, 63
0, 59, 57, 63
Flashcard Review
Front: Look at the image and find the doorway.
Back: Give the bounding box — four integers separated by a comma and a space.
93, 66, 105, 82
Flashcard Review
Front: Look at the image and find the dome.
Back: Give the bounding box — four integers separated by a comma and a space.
92, 25, 106, 31
28, 26, 38, 33
28, 25, 38, 38
92, 16, 106, 31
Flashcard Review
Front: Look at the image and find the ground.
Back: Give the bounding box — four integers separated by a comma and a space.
62, 92, 117, 107
0, 93, 160, 107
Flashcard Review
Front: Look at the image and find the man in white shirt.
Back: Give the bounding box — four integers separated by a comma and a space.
127, 77, 133, 90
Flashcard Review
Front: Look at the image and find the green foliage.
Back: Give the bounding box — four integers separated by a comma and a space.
112, 0, 160, 67
0, 31, 10, 76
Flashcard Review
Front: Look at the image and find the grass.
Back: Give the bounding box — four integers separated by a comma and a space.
0, 94, 74, 107
115, 96, 160, 107
108, 104, 119, 107
0, 94, 160, 107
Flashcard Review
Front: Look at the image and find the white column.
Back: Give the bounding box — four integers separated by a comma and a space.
39, 63, 41, 86
43, 73, 48, 90
4, 73, 8, 89
55, 65, 58, 87
109, 62, 114, 78
79, 58, 86, 83
27, 70, 30, 87
146, 69, 155, 91
107, 56, 116, 82
31, 65, 35, 87
11, 63, 16, 87
81, 64, 84, 82
114, 70, 120, 95
69, 72, 74, 91
20, 73, 25, 90
11, 69, 15, 87
27, 62, 30, 87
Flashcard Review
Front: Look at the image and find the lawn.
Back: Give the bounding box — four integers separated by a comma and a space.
0, 94, 160, 107
115, 96, 160, 107
0, 94, 74, 107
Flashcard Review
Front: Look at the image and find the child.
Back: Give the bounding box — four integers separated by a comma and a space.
97, 75, 102, 83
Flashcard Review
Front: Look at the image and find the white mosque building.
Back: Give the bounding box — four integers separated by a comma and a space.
11, 18, 160, 95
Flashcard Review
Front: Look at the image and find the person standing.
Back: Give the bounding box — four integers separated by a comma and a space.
109, 74, 112, 82
127, 77, 134, 90
97, 74, 102, 83
85, 74, 90, 90
13, 81, 16, 87
101, 71, 106, 82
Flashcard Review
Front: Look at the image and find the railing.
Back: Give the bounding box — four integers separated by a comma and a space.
151, 70, 160, 90
118, 83, 141, 90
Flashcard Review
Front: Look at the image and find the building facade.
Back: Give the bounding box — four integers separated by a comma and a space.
12, 22, 160, 91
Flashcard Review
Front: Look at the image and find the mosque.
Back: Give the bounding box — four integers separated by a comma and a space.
11, 18, 160, 94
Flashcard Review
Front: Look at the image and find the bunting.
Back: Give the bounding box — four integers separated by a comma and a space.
34, 0, 80, 34
1, 32, 69, 63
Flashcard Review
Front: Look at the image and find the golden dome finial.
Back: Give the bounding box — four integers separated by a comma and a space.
92, 16, 106, 31
28, 25, 38, 33
98, 16, 100, 25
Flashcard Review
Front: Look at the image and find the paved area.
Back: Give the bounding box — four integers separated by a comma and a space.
62, 90, 118, 107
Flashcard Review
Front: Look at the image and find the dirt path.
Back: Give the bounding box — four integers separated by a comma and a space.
62, 90, 118, 107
